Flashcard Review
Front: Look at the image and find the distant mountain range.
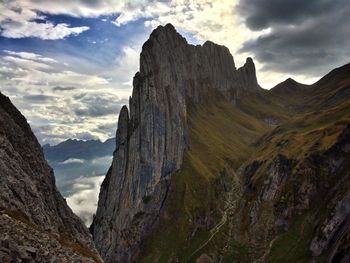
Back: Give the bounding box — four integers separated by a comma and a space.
43, 138, 116, 162
41, 138, 116, 225
42, 138, 115, 197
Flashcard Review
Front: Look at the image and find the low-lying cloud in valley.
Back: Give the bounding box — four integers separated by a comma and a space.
66, 176, 104, 226
50, 155, 112, 226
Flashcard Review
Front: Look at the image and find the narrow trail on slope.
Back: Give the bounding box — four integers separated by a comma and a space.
188, 178, 242, 261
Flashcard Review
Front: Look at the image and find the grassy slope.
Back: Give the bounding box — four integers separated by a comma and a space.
140, 64, 350, 262
140, 92, 269, 262
249, 66, 350, 184
251, 101, 350, 262
239, 65, 350, 262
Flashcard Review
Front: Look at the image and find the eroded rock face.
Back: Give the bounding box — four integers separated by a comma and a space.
0, 214, 96, 263
91, 23, 259, 262
0, 92, 100, 262
239, 124, 350, 262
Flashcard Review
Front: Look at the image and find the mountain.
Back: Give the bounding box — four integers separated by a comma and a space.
43, 138, 115, 163
91, 24, 350, 263
0, 92, 102, 262
42, 138, 115, 227
43, 138, 115, 199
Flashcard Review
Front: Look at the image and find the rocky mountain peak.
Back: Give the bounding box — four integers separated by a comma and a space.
138, 23, 258, 105
236, 56, 258, 91
92, 24, 262, 262
280, 77, 299, 87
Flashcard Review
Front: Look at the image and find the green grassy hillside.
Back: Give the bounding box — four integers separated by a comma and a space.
140, 92, 270, 262
139, 63, 350, 262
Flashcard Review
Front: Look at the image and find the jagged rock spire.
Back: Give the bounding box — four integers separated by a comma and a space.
91, 23, 260, 262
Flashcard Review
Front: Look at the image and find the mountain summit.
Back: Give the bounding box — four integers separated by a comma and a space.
92, 24, 350, 263
91, 23, 261, 262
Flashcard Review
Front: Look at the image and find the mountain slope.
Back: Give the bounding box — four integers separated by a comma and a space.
92, 24, 350, 263
139, 91, 269, 261
0, 92, 101, 262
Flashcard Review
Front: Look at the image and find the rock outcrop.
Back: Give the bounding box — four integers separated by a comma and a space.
0, 92, 101, 262
91, 23, 259, 262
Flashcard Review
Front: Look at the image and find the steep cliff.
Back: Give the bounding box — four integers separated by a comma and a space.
91, 24, 260, 262
92, 23, 350, 263
0, 92, 101, 262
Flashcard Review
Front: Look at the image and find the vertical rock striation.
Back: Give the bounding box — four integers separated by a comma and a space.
91, 23, 259, 262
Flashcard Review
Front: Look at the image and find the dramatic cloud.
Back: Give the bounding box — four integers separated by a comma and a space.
2, 0, 348, 147
0, 1, 89, 40
1, 1, 254, 66
0, 50, 127, 145
2, 0, 347, 81
110, 0, 256, 66
237, 0, 350, 76
66, 176, 104, 225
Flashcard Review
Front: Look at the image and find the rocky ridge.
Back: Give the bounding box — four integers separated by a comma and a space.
0, 92, 101, 262
91, 23, 260, 262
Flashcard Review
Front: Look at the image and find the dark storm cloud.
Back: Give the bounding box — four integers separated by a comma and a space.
237, 0, 339, 30
237, 0, 350, 75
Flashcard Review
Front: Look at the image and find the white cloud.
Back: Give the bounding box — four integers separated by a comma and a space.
2, 55, 54, 70
0, 1, 89, 40
60, 158, 85, 164
66, 176, 104, 226
4, 50, 59, 63
114, 46, 140, 86
0, 50, 127, 145
1, 51, 109, 86
1, 21, 89, 40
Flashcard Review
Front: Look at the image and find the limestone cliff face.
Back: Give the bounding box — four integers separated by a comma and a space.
0, 92, 100, 262
91, 23, 259, 262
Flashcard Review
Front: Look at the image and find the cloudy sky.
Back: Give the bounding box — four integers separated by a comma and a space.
1, 0, 349, 145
